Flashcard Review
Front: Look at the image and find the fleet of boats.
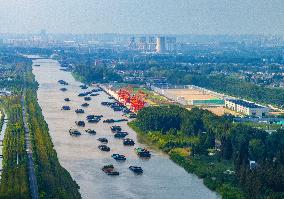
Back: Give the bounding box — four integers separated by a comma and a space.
59, 80, 147, 176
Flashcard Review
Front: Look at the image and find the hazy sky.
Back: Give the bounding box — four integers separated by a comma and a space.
0, 0, 283, 35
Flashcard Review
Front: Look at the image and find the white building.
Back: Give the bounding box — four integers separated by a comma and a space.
225, 99, 269, 117
156, 37, 166, 53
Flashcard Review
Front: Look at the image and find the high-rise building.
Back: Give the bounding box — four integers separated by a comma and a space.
166, 37, 177, 52
40, 29, 48, 42
128, 37, 136, 50
138, 36, 147, 51
156, 36, 166, 53
148, 36, 156, 51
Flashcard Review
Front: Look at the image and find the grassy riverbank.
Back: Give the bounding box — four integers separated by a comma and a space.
128, 120, 244, 199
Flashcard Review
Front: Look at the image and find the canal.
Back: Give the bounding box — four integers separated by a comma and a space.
32, 59, 220, 199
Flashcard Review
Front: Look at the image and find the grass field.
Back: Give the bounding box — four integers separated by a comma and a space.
133, 87, 171, 105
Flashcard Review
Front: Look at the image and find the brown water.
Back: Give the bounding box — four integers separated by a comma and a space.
32, 59, 220, 199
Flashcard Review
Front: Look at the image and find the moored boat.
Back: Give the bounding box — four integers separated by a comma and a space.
135, 147, 151, 158
103, 119, 115, 123
85, 129, 96, 135
102, 165, 119, 175
84, 96, 91, 101
129, 166, 143, 174
111, 154, 126, 161
87, 118, 100, 123
81, 103, 89, 107
61, 105, 70, 110
58, 80, 68, 85
64, 98, 71, 102
98, 144, 110, 151
69, 129, 81, 136
75, 121, 85, 127
110, 125, 122, 132
123, 138, 135, 146
80, 85, 88, 89
97, 138, 108, 143
114, 132, 128, 138
78, 93, 88, 97
75, 109, 85, 114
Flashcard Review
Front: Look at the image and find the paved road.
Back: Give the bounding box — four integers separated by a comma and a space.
22, 94, 39, 199
0, 111, 7, 178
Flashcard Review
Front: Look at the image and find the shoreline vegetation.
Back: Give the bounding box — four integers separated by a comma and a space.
128, 105, 284, 199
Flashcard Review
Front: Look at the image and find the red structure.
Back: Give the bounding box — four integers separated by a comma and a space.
130, 92, 146, 112
117, 86, 132, 104
117, 87, 146, 112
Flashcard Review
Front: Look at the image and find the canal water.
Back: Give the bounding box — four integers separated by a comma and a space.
32, 59, 220, 199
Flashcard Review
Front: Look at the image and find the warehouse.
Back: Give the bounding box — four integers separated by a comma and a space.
225, 99, 269, 117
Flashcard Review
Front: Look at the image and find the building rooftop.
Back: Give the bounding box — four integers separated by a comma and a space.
227, 99, 264, 109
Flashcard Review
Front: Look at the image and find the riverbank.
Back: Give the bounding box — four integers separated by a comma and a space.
128, 120, 244, 199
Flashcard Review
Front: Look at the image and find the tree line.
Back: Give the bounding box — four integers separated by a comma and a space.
135, 106, 284, 199
0, 96, 30, 199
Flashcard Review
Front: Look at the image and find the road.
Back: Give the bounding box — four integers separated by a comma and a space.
0, 111, 8, 177
22, 93, 39, 199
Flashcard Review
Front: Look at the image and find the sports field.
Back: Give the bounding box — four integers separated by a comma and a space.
165, 88, 218, 101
